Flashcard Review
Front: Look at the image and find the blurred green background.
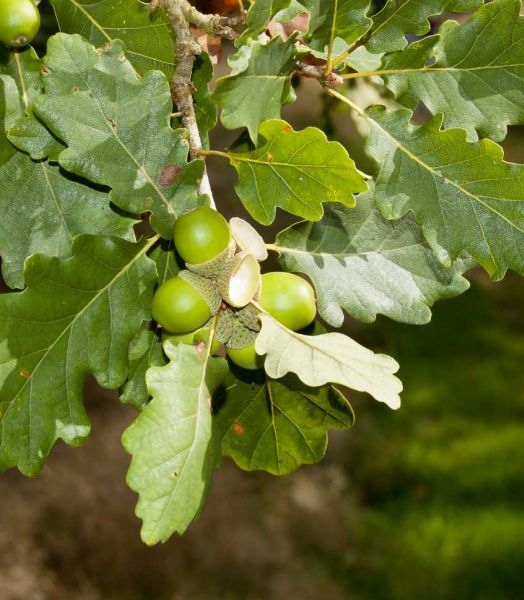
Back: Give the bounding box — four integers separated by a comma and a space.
0, 3, 523, 599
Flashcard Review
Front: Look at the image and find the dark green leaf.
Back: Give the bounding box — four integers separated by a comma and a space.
216, 372, 354, 475
213, 36, 299, 143
301, 0, 372, 52
0, 56, 136, 290
0, 156, 137, 289
0, 75, 22, 165
382, 0, 524, 141
2, 48, 63, 160
51, 0, 176, 77
365, 0, 482, 54
0, 235, 157, 476
193, 53, 216, 150
119, 326, 165, 411
34, 34, 205, 238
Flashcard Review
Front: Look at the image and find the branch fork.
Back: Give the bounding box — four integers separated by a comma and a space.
294, 63, 344, 88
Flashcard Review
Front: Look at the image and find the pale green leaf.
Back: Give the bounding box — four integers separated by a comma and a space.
382, 0, 524, 141
34, 34, 205, 238
306, 36, 350, 61
255, 314, 403, 409
227, 43, 253, 76
217, 119, 368, 224
301, 0, 372, 52
274, 0, 308, 24
273, 191, 470, 326
307, 38, 384, 72
123, 342, 228, 544
346, 45, 384, 72
366, 0, 482, 54
216, 372, 353, 475
362, 105, 524, 279
213, 36, 299, 143
51, 0, 176, 77
0, 235, 157, 476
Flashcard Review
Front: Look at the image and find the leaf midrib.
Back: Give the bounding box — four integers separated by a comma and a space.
50, 39, 177, 216
328, 90, 524, 236
259, 313, 398, 372
351, 62, 524, 80
0, 236, 159, 431
272, 241, 425, 259
151, 323, 219, 539
56, 0, 176, 67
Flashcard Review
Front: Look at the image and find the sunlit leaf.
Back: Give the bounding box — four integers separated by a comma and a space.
256, 314, 403, 409
123, 341, 228, 544
216, 119, 367, 224
213, 36, 299, 143
51, 0, 176, 77
362, 106, 524, 279
2, 48, 63, 160
365, 0, 481, 54
0, 156, 137, 289
0, 58, 135, 289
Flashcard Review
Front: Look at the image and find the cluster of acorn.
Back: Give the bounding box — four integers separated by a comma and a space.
0, 0, 40, 48
152, 207, 317, 370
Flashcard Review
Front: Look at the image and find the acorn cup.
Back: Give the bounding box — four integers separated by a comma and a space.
229, 217, 268, 262
185, 238, 237, 278
217, 252, 261, 308
216, 308, 259, 349
178, 269, 222, 315
236, 303, 261, 332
